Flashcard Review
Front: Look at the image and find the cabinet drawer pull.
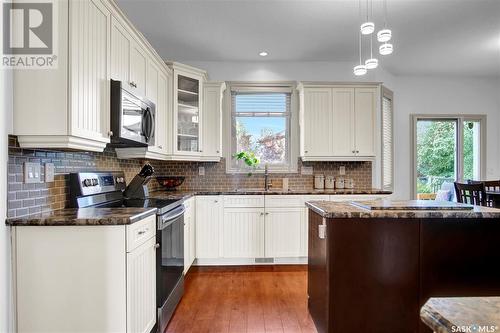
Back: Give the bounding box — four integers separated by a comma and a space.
158, 145, 163, 149
154, 243, 160, 249
138, 230, 146, 235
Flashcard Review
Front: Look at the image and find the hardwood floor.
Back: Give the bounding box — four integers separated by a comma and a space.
165, 265, 317, 333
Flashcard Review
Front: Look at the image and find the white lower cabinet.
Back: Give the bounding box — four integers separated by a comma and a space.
265, 207, 305, 258
12, 214, 157, 333
126, 237, 156, 333
223, 208, 265, 258
195, 196, 223, 259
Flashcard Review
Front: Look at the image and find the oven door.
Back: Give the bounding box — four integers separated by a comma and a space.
156, 204, 185, 331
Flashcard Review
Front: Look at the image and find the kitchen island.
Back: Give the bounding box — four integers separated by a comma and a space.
306, 200, 500, 333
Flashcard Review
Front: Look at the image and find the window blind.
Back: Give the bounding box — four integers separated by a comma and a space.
232, 92, 291, 117
382, 93, 394, 191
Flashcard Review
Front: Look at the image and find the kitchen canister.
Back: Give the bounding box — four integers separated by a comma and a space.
325, 176, 335, 189
314, 174, 325, 189
345, 178, 355, 189
336, 177, 345, 189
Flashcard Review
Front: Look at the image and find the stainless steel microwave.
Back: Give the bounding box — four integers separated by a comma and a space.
110, 79, 155, 147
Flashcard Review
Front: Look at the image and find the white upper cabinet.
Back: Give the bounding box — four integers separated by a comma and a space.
301, 88, 333, 157
201, 82, 226, 161
130, 41, 147, 97
299, 83, 380, 161
167, 62, 208, 161
13, 0, 112, 152
354, 87, 377, 156
111, 16, 130, 84
332, 88, 355, 156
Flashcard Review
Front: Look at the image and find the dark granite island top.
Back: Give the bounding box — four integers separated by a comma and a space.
306, 199, 500, 219
421, 297, 500, 333
5, 207, 157, 226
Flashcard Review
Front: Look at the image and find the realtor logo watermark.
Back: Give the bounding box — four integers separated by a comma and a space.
452, 324, 499, 332
1, 0, 58, 69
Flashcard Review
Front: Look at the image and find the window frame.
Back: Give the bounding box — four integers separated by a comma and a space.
224, 82, 298, 174
410, 114, 487, 199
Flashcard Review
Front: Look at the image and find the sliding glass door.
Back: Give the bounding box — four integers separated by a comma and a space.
412, 116, 485, 200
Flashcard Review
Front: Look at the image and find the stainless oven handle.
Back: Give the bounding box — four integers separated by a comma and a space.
158, 205, 185, 230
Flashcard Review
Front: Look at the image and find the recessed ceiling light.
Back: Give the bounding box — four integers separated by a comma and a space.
259, 51, 268, 57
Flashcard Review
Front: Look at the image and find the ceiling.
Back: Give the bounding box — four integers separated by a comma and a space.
116, 0, 500, 77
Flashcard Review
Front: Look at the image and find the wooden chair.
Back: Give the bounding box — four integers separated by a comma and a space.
454, 182, 488, 206
467, 180, 500, 191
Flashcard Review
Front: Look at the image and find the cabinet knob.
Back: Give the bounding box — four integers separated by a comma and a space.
265, 212, 269, 215
158, 145, 163, 149
216, 150, 220, 153
305, 150, 309, 153
154, 243, 160, 249
129, 81, 137, 88
356, 150, 359, 153
214, 200, 218, 203
108, 131, 113, 137
260, 212, 264, 216
352, 150, 355, 153
199, 150, 203, 153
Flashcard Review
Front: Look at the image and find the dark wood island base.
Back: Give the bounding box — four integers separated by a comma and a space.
306, 201, 500, 333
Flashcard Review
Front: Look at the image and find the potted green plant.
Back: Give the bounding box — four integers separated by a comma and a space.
233, 151, 260, 176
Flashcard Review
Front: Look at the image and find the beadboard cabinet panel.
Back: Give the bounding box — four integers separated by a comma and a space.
354, 87, 378, 157
110, 16, 131, 84
332, 88, 356, 156
201, 82, 226, 161
265, 208, 305, 258
126, 237, 156, 333
130, 41, 147, 97
223, 208, 265, 258
302, 88, 333, 157
195, 196, 223, 258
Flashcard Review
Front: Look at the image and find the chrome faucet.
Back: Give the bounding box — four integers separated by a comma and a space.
264, 164, 272, 191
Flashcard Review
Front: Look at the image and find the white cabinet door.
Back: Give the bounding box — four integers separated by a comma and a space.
130, 41, 147, 96
146, 61, 158, 103
153, 70, 169, 154
302, 88, 333, 157
195, 196, 223, 258
110, 16, 130, 83
265, 208, 305, 258
223, 208, 264, 258
332, 88, 356, 157
69, 0, 111, 143
202, 82, 225, 160
354, 87, 377, 157
126, 237, 156, 333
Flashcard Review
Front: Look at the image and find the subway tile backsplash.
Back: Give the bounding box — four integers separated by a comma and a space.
6, 135, 372, 217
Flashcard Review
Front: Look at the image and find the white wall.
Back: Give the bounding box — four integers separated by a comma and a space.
187, 61, 500, 199
1, 69, 13, 333
392, 75, 500, 199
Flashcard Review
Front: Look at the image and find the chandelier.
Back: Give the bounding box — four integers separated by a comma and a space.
354, 0, 394, 76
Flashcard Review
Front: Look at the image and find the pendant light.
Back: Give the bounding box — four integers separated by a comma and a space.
379, 42, 393, 55
377, 0, 393, 43
365, 35, 378, 69
354, 0, 367, 76
360, 0, 374, 35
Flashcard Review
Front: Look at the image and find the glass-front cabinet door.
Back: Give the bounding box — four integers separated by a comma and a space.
176, 74, 201, 154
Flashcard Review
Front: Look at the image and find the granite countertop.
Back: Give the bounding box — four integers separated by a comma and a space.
5, 207, 157, 226
150, 188, 391, 197
421, 297, 500, 333
306, 200, 500, 219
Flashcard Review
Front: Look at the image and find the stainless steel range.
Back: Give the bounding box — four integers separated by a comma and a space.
69, 169, 185, 333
